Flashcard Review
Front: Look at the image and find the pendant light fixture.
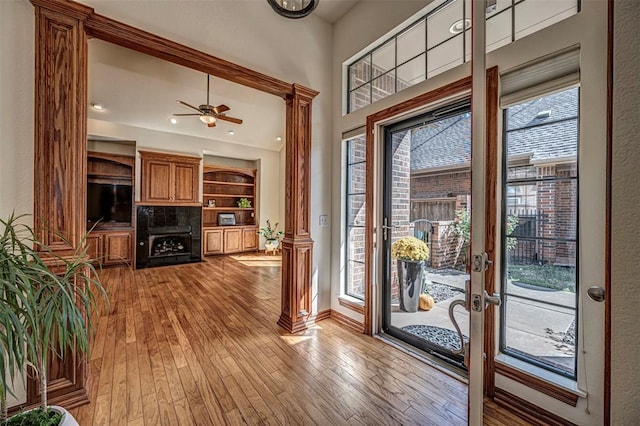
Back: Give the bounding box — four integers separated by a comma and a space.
266, 0, 319, 19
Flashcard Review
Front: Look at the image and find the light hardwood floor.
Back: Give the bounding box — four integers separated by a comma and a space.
69, 254, 529, 425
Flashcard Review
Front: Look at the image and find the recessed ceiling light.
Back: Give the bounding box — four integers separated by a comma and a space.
90, 102, 104, 111
227, 130, 235, 135
276, 136, 282, 141
449, 18, 471, 35
169, 118, 178, 124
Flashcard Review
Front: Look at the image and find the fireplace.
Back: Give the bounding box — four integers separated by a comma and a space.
136, 206, 201, 268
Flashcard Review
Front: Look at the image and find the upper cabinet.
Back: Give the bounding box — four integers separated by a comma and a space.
139, 151, 201, 205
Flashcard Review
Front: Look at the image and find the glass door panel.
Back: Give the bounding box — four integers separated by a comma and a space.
382, 103, 472, 369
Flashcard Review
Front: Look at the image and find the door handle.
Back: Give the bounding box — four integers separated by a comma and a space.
382, 218, 400, 240
587, 286, 605, 302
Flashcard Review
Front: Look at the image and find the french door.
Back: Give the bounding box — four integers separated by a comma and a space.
380, 101, 473, 372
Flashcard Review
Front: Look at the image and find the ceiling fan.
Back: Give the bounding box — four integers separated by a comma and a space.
173, 74, 243, 128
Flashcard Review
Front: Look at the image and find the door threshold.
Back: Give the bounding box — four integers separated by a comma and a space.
375, 333, 469, 384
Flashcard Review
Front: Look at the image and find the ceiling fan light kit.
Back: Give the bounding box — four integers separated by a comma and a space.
267, 0, 319, 19
173, 74, 243, 128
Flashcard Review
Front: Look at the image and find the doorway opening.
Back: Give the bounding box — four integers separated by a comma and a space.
380, 100, 472, 371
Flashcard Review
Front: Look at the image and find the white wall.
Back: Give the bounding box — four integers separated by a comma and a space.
0, 0, 34, 221
611, 0, 640, 423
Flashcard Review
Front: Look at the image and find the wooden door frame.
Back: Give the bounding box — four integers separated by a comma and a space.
26, 0, 317, 409
363, 72, 498, 335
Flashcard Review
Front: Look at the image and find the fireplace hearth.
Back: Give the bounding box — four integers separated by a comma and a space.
136, 206, 201, 268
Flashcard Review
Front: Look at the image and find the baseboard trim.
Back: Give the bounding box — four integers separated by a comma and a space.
330, 309, 365, 333
494, 387, 577, 426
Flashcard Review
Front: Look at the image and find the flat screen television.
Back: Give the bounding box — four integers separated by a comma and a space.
87, 183, 133, 225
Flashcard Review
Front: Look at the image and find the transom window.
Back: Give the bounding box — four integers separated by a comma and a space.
346, 0, 579, 113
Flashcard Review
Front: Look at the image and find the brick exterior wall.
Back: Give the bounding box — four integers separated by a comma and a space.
390, 130, 413, 303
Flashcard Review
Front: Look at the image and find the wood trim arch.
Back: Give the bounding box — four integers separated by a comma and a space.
27, 0, 317, 409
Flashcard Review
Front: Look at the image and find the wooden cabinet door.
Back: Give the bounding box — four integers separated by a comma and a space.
173, 162, 198, 203
143, 160, 172, 202
242, 227, 258, 251
204, 229, 224, 255
223, 228, 242, 253
103, 232, 132, 265
86, 234, 103, 264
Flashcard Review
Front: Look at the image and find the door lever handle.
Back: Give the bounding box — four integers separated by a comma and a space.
484, 290, 501, 309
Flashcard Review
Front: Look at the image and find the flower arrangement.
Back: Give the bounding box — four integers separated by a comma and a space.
257, 219, 284, 241
237, 197, 252, 208
391, 236, 429, 262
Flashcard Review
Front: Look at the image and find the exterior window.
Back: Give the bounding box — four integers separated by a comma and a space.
346, 0, 578, 113
501, 87, 579, 378
345, 135, 367, 299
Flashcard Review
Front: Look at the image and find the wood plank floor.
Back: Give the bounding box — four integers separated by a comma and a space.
69, 254, 529, 425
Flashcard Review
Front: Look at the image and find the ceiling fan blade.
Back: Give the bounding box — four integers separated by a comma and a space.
177, 100, 202, 113
207, 122, 217, 128
213, 104, 230, 114
216, 115, 243, 125
173, 113, 201, 116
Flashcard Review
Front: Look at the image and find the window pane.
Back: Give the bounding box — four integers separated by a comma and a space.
345, 135, 367, 300
503, 294, 576, 375
397, 21, 426, 65
397, 54, 426, 91
371, 40, 395, 79
347, 195, 366, 227
487, 7, 512, 52
427, 0, 463, 49
349, 84, 370, 112
348, 228, 366, 263
371, 72, 396, 103
349, 55, 371, 90
515, 0, 578, 40
348, 135, 366, 164
347, 259, 365, 298
502, 87, 579, 379
348, 163, 366, 195
427, 34, 463, 78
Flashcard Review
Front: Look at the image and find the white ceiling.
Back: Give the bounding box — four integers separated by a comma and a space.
313, 0, 360, 23
88, 39, 286, 152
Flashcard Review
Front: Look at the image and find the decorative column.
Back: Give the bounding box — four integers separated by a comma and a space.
29, 0, 92, 408
278, 84, 318, 333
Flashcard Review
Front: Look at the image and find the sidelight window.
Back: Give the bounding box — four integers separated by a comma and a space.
500, 87, 579, 378
345, 135, 367, 300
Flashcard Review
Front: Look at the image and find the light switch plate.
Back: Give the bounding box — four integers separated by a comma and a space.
319, 215, 329, 227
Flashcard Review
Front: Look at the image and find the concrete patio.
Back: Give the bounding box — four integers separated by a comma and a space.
391, 268, 576, 372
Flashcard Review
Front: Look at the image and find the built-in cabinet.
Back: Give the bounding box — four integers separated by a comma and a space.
139, 150, 200, 204
86, 230, 133, 266
87, 152, 135, 266
202, 166, 258, 255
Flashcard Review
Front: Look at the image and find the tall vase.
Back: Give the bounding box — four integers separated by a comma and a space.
397, 260, 425, 312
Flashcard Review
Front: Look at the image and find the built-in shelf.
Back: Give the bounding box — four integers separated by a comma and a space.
203, 180, 254, 187
203, 207, 255, 211
203, 193, 255, 198
87, 172, 132, 180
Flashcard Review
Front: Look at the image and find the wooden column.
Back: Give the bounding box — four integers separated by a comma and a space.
29, 0, 91, 409
277, 84, 318, 333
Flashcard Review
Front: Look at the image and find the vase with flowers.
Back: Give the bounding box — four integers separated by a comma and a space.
391, 236, 430, 312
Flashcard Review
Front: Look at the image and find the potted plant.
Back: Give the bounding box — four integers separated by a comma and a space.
0, 213, 108, 426
237, 198, 251, 208
391, 236, 430, 313
257, 219, 284, 251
